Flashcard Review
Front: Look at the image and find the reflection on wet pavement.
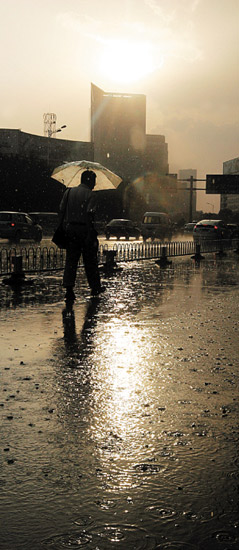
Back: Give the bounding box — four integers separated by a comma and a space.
0, 255, 239, 549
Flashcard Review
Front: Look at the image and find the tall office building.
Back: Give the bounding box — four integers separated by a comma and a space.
91, 83, 168, 181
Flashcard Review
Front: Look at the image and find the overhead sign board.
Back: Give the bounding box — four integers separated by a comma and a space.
206, 174, 239, 194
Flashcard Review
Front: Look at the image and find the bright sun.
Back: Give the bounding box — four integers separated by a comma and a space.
99, 39, 156, 84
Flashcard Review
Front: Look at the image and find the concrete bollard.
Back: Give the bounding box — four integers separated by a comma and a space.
191, 243, 204, 261
216, 240, 227, 257
234, 239, 239, 254
102, 250, 122, 274
155, 246, 172, 267
12, 255, 24, 275
3, 255, 26, 285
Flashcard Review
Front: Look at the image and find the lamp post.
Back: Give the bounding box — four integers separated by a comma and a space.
48, 124, 67, 138
47, 125, 67, 166
189, 175, 194, 223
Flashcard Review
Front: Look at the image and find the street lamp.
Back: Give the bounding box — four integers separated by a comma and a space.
47, 125, 67, 166
48, 124, 67, 138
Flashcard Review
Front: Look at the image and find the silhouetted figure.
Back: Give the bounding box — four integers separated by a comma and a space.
59, 170, 105, 302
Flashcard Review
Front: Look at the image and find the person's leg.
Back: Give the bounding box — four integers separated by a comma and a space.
63, 242, 81, 290
82, 241, 103, 294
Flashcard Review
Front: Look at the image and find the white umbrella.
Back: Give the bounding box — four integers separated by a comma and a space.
51, 160, 122, 191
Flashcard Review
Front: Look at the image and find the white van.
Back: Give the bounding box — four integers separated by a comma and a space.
141, 211, 172, 241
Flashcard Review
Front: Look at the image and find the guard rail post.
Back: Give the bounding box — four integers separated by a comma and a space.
3, 254, 25, 285
234, 239, 239, 254
155, 246, 172, 267
102, 249, 120, 274
191, 243, 204, 261
216, 240, 227, 257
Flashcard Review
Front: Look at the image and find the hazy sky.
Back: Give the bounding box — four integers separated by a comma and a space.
1, 0, 238, 211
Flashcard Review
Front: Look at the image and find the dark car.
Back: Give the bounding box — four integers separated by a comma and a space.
0, 211, 43, 243
105, 219, 141, 240
193, 219, 230, 242
29, 212, 58, 236
141, 212, 172, 241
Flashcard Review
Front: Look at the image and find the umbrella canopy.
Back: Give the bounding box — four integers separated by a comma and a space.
51, 160, 122, 191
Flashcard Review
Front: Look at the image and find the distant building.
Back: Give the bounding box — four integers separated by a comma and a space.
0, 128, 93, 167
91, 83, 169, 181
178, 169, 197, 219
221, 157, 239, 211
0, 129, 93, 211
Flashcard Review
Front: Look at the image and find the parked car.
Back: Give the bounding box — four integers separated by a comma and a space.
0, 211, 43, 242
141, 212, 172, 241
105, 219, 141, 240
193, 219, 230, 242
28, 212, 58, 235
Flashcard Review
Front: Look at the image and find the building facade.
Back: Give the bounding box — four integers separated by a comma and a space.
91, 83, 169, 181
221, 157, 239, 211
0, 128, 93, 168
0, 129, 94, 211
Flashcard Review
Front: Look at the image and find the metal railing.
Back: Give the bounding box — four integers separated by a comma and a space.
0, 238, 238, 277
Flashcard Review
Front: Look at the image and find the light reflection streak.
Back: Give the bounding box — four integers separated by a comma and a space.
89, 316, 162, 488
103, 322, 143, 423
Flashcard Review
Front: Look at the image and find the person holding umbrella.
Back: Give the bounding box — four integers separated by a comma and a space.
59, 169, 105, 302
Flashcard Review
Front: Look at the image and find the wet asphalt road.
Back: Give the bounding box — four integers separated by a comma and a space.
0, 250, 239, 550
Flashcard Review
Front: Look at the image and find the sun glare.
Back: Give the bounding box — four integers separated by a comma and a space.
99, 39, 156, 84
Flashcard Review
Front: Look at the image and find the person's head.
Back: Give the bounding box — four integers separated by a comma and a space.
81, 170, 96, 190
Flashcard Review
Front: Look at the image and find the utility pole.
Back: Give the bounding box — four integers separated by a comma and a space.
177, 177, 206, 222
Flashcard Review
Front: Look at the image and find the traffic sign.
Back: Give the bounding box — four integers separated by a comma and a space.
206, 174, 239, 194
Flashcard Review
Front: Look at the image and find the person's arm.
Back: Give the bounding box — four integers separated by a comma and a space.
59, 191, 67, 213
86, 193, 98, 243
87, 193, 97, 222
59, 189, 69, 221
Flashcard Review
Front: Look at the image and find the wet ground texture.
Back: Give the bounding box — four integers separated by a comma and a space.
0, 252, 239, 550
